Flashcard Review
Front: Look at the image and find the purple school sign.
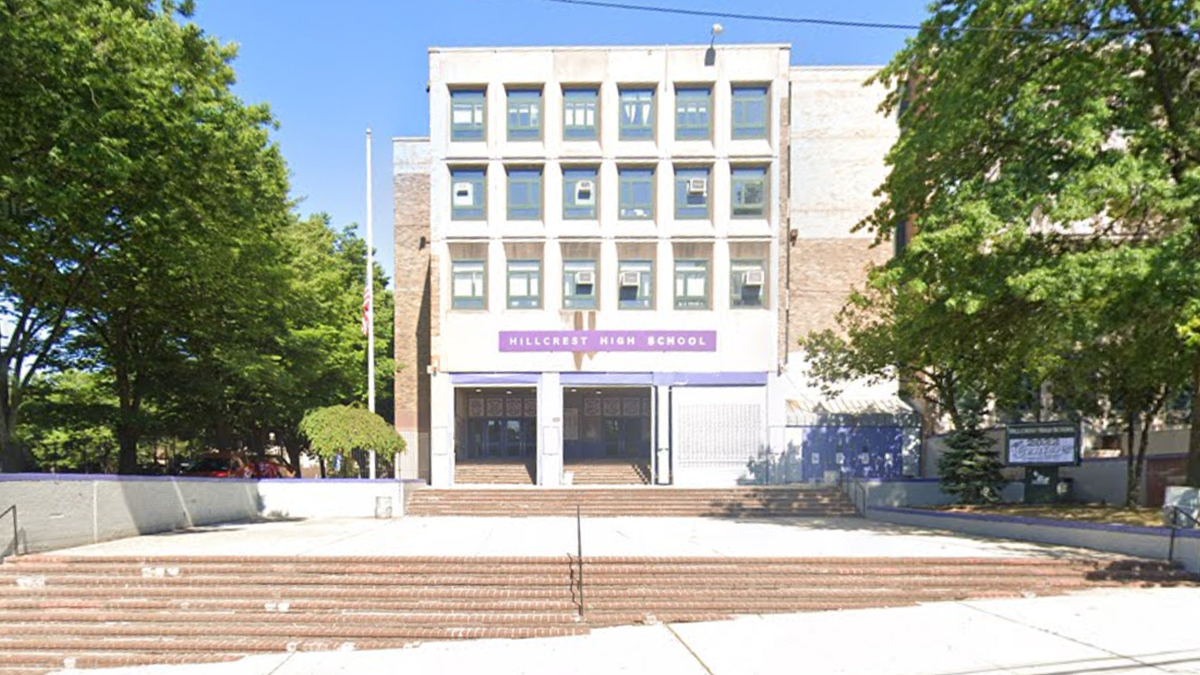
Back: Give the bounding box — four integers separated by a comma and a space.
499, 330, 717, 353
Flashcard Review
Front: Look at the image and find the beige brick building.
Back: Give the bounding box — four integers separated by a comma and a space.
394, 46, 911, 487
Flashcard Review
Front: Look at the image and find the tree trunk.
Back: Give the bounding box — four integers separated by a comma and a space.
1124, 411, 1137, 507
114, 362, 140, 475
1188, 353, 1200, 486
1129, 411, 1154, 508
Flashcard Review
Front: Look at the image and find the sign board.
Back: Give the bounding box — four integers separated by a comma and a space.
499, 330, 716, 353
1005, 422, 1081, 466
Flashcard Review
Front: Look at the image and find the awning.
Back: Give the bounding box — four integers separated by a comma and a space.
782, 352, 919, 427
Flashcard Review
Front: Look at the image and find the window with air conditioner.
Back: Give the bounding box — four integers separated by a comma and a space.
564, 168, 598, 220
731, 259, 767, 308
675, 167, 710, 219
450, 168, 486, 220
563, 260, 597, 309
618, 260, 653, 310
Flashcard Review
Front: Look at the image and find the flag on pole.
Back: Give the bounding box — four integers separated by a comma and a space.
361, 281, 373, 336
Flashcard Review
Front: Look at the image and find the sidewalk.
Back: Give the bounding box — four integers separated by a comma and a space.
45, 587, 1200, 675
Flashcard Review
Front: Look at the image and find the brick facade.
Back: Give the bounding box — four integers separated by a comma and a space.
393, 143, 432, 480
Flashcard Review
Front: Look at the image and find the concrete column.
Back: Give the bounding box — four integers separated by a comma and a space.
429, 373, 455, 487
538, 372, 563, 486
655, 384, 672, 484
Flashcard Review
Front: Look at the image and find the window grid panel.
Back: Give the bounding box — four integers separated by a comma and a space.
506, 90, 542, 141
507, 260, 542, 309
451, 90, 486, 142
507, 169, 543, 220
732, 86, 768, 139
730, 258, 767, 309
619, 88, 655, 140
452, 260, 486, 310
563, 89, 598, 140
618, 168, 655, 220
674, 167, 710, 220
731, 167, 768, 218
618, 260, 653, 310
451, 168, 487, 220
563, 259, 597, 310
674, 259, 709, 310
675, 87, 712, 140
563, 167, 598, 220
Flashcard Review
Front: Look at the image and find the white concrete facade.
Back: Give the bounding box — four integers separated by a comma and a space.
423, 45, 791, 487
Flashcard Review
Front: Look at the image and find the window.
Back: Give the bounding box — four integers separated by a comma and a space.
507, 168, 542, 220
451, 89, 486, 142
675, 87, 711, 140
507, 260, 541, 309
674, 260, 709, 310
452, 260, 486, 310
730, 259, 767, 308
674, 166, 710, 220
451, 168, 486, 220
732, 167, 767, 218
618, 260, 653, 310
618, 167, 654, 220
563, 88, 598, 140
619, 88, 655, 140
563, 260, 597, 310
563, 167, 598, 220
506, 89, 542, 141
732, 86, 768, 139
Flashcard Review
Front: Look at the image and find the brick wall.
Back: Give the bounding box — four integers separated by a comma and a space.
393, 145, 432, 481
788, 238, 890, 342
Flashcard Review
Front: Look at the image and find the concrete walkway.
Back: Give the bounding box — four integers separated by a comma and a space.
50, 515, 1131, 561
43, 588, 1200, 675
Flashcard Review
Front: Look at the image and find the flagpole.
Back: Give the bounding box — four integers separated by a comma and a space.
366, 127, 377, 479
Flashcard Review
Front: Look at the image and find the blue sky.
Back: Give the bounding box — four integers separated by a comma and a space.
191, 0, 932, 284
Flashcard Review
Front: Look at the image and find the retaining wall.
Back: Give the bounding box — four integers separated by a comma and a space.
0, 475, 405, 558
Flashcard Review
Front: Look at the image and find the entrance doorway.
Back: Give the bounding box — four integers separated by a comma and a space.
454, 387, 537, 484
562, 387, 652, 484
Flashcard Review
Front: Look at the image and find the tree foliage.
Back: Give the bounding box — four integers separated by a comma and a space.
2, 1, 394, 474
805, 0, 1200, 493
298, 405, 405, 463
936, 425, 1007, 505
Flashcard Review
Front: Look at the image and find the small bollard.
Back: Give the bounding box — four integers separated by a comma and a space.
374, 496, 393, 519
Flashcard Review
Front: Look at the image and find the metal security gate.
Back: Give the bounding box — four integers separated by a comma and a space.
670, 386, 767, 486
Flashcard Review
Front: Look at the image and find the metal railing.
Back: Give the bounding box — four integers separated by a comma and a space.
1, 505, 17, 560
575, 505, 585, 619
837, 473, 869, 516
1164, 505, 1199, 563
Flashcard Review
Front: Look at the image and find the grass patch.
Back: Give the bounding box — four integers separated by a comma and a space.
930, 503, 1165, 528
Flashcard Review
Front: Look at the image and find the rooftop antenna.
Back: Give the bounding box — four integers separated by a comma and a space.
705, 23, 723, 66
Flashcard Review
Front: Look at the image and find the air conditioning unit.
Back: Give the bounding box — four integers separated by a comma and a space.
452, 182, 474, 206
618, 271, 641, 287
687, 177, 708, 195
742, 270, 765, 286
574, 180, 595, 205
574, 270, 596, 285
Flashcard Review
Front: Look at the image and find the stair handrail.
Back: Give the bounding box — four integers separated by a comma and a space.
836, 472, 869, 515
1, 505, 17, 560
1164, 504, 1199, 563
575, 504, 585, 619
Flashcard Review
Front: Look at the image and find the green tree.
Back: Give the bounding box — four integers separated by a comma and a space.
17, 370, 118, 473
298, 405, 404, 477
937, 424, 1007, 505
841, 0, 1200, 487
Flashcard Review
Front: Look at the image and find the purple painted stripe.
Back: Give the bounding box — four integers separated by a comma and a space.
560, 372, 654, 385
653, 371, 768, 386
872, 505, 1200, 539
448, 373, 541, 385
500, 330, 716, 353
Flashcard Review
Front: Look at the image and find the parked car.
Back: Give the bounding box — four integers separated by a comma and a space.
181, 453, 256, 478
250, 455, 296, 479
